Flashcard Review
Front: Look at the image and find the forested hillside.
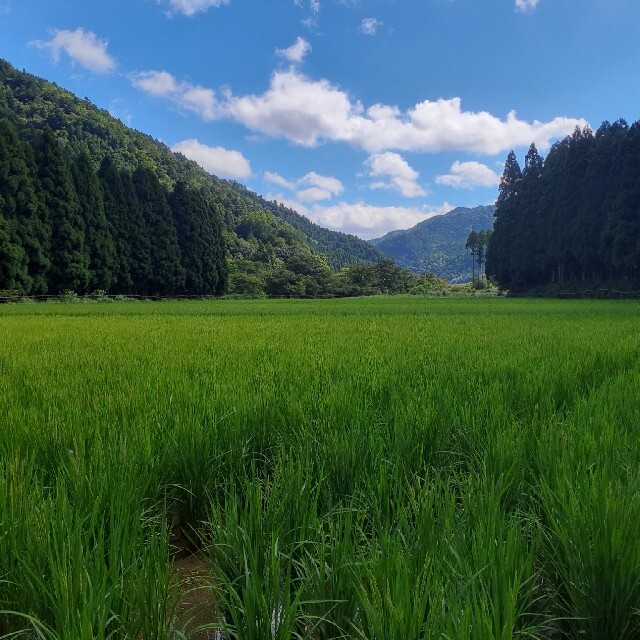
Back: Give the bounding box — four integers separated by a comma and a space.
486, 120, 640, 291
370, 206, 495, 282
0, 59, 381, 296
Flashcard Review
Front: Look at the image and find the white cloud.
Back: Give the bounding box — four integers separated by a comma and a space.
31, 28, 116, 74
298, 171, 343, 195
360, 17, 382, 35
306, 201, 454, 239
266, 193, 454, 239
130, 70, 220, 120
265, 170, 343, 201
131, 66, 586, 156
515, 0, 539, 12
435, 161, 500, 189
266, 192, 310, 216
276, 37, 312, 63
365, 152, 426, 197
225, 69, 586, 154
264, 171, 296, 190
171, 138, 251, 179
297, 187, 333, 202
158, 0, 230, 16
227, 70, 360, 147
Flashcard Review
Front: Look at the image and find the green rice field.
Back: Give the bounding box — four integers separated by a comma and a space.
1, 297, 639, 639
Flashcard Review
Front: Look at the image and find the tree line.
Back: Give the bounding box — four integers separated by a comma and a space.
486, 119, 640, 291
0, 118, 227, 296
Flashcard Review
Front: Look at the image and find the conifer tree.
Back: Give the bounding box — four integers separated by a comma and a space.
35, 127, 89, 293
71, 147, 116, 291
486, 150, 522, 288
132, 165, 184, 294
98, 156, 133, 292
0, 119, 51, 293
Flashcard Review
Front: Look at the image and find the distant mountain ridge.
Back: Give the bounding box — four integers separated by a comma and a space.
370, 205, 495, 282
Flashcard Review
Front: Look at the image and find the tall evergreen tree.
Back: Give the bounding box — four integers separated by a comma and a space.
0, 118, 50, 293
35, 127, 89, 293
0, 118, 33, 292
71, 147, 116, 291
98, 156, 133, 292
486, 150, 522, 288
170, 181, 227, 295
132, 165, 184, 294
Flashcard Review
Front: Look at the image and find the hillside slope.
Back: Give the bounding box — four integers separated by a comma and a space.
0, 58, 380, 286
371, 205, 495, 281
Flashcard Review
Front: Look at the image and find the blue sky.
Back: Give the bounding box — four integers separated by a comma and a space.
1, 0, 638, 238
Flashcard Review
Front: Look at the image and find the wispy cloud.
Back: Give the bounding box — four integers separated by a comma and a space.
515, 0, 539, 13
130, 70, 220, 120
276, 37, 311, 64
171, 138, 251, 179
359, 17, 383, 36
265, 170, 343, 202
31, 28, 116, 74
157, 0, 230, 17
436, 161, 500, 189
264, 171, 296, 190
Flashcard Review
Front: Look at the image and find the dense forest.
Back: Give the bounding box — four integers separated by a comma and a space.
486, 120, 640, 291
0, 58, 385, 297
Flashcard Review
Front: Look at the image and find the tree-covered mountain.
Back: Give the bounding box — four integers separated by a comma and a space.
0, 58, 382, 296
370, 206, 495, 282
486, 121, 640, 292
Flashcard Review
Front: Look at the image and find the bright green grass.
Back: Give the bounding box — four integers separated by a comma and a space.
1, 297, 639, 639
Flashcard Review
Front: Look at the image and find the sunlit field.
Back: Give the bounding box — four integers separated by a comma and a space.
1, 297, 639, 639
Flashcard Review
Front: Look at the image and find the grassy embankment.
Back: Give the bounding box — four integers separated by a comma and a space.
1, 297, 639, 639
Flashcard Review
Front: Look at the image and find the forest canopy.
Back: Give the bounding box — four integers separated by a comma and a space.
486, 120, 640, 291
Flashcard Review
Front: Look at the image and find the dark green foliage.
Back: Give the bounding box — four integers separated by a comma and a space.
132, 165, 184, 295
487, 120, 640, 291
71, 148, 116, 291
170, 181, 226, 295
0, 118, 50, 294
465, 229, 492, 283
228, 181, 385, 269
98, 156, 134, 292
371, 206, 495, 282
34, 127, 90, 293
0, 57, 384, 296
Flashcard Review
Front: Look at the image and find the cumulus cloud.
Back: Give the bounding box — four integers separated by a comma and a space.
264, 171, 296, 190
359, 17, 382, 35
266, 191, 454, 238
131, 66, 585, 155
365, 152, 426, 197
130, 70, 220, 120
515, 0, 539, 12
299, 171, 343, 195
171, 138, 251, 179
225, 69, 586, 154
276, 37, 311, 63
265, 170, 343, 201
31, 28, 116, 73
158, 0, 230, 16
297, 187, 334, 202
435, 161, 500, 189
305, 201, 454, 239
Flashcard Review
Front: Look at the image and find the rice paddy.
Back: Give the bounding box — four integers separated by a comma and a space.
1, 296, 639, 639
